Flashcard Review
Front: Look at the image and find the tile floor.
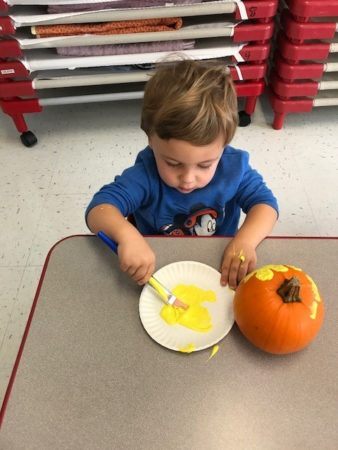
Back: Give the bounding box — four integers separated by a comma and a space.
0, 96, 337, 408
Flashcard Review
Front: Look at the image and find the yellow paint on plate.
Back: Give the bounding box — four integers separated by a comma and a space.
179, 343, 196, 353
160, 284, 216, 333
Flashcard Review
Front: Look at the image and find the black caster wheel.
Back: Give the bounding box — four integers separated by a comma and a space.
238, 111, 251, 127
20, 131, 38, 147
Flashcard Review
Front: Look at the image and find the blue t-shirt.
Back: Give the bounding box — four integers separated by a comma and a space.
86, 145, 278, 236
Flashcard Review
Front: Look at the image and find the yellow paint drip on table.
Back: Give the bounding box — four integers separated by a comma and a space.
160, 284, 216, 333
208, 345, 219, 360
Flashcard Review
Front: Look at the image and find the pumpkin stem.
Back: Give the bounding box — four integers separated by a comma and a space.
277, 277, 301, 303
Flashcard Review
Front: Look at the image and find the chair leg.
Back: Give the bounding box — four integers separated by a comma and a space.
273, 112, 285, 130
11, 113, 37, 147
245, 96, 257, 115
12, 113, 28, 133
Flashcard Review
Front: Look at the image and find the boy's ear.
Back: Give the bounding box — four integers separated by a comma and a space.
148, 134, 153, 149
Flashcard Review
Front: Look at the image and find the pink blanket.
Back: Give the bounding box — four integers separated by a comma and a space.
48, 0, 202, 14
56, 39, 195, 56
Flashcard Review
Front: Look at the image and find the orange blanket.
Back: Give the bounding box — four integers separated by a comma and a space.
33, 17, 183, 38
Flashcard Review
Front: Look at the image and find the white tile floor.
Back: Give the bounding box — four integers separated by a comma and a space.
0, 96, 337, 407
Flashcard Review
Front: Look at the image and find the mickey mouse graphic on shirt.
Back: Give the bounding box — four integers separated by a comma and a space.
160, 204, 219, 236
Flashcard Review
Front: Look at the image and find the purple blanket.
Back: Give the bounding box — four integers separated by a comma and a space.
48, 0, 202, 14
56, 39, 195, 56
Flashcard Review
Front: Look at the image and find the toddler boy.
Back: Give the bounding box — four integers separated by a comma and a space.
86, 59, 278, 289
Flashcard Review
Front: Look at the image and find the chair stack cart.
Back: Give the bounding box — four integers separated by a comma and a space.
269, 0, 338, 129
0, 0, 278, 146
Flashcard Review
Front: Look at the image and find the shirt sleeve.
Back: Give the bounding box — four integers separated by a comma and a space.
85, 162, 153, 221
234, 156, 279, 215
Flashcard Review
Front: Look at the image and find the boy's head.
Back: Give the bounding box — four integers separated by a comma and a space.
141, 59, 238, 194
141, 58, 238, 146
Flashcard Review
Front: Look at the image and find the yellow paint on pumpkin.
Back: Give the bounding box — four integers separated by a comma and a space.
255, 265, 290, 281
306, 274, 321, 303
208, 345, 219, 360
160, 284, 216, 333
242, 265, 322, 321
243, 264, 290, 284
305, 273, 321, 320
179, 343, 195, 353
309, 301, 318, 320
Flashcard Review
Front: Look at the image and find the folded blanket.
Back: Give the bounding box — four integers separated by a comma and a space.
33, 17, 183, 38
48, 0, 202, 14
56, 39, 195, 56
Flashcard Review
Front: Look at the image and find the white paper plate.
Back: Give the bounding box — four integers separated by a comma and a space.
139, 261, 234, 352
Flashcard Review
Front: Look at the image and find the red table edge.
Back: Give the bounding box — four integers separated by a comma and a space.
1, 233, 338, 428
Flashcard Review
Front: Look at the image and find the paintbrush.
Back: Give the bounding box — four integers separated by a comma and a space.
97, 231, 189, 310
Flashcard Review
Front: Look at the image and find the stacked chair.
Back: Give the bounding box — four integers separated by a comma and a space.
0, 0, 278, 146
269, 0, 338, 129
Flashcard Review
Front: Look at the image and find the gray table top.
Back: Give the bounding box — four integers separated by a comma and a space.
1, 236, 337, 450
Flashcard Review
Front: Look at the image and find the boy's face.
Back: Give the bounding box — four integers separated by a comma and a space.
149, 133, 225, 194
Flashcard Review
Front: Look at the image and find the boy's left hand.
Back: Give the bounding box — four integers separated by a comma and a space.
220, 240, 257, 290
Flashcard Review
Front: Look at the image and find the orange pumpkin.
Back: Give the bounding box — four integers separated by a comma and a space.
233, 264, 324, 354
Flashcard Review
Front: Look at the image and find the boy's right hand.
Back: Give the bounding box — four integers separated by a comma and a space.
117, 237, 156, 285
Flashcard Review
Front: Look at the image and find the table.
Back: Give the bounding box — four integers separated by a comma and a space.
1, 236, 337, 450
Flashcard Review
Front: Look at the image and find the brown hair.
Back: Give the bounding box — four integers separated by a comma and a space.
141, 58, 238, 146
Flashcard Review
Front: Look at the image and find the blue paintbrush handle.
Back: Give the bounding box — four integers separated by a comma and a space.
97, 230, 171, 302
97, 230, 187, 308
97, 231, 118, 254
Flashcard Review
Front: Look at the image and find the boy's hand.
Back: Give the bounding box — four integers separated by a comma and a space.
220, 240, 257, 290
118, 237, 156, 285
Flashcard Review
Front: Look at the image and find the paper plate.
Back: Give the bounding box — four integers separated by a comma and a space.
139, 261, 235, 352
